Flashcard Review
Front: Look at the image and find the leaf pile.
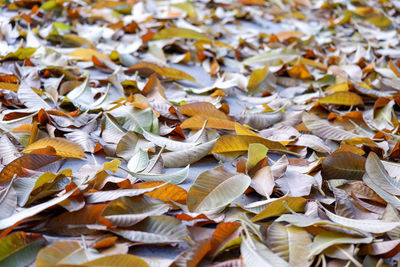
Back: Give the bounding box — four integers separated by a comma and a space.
0, 0, 400, 266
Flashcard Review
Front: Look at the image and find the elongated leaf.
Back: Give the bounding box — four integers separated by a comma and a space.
121, 165, 190, 185
112, 215, 189, 244
187, 166, 251, 213
161, 139, 216, 168
319, 91, 363, 106
252, 197, 307, 222
181, 116, 235, 130
309, 232, 372, 257
302, 112, 358, 141
46, 205, 106, 235
212, 135, 290, 155
85, 185, 164, 203
69, 48, 110, 61
276, 213, 367, 237
0, 188, 76, 230
130, 182, 187, 204
142, 129, 198, 151
178, 102, 230, 119
126, 62, 195, 82
0, 232, 45, 267
101, 196, 170, 227
0, 153, 61, 185
35, 241, 104, 266
153, 27, 211, 41
24, 137, 85, 158
322, 206, 400, 234
232, 112, 282, 130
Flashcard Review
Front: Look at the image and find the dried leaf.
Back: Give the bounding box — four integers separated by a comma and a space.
24, 137, 85, 158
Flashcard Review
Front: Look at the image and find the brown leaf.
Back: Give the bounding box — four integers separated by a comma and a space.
0, 153, 60, 185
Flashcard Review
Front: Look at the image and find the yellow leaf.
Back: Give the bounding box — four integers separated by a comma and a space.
127, 62, 195, 82
24, 137, 85, 158
247, 64, 269, 91
0, 82, 19, 92
234, 122, 259, 137
319, 92, 363, 106
152, 27, 211, 41
299, 57, 327, 71
246, 143, 268, 170
365, 14, 391, 28
325, 82, 349, 92
103, 159, 121, 173
69, 48, 110, 61
252, 197, 307, 222
212, 135, 289, 154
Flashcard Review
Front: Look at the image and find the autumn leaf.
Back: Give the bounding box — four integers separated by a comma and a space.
24, 138, 85, 158
69, 48, 110, 61
0, 153, 61, 185
126, 62, 196, 82
319, 91, 363, 106
152, 27, 212, 41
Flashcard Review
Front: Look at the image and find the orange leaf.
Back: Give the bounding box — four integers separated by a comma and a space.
210, 222, 241, 251
276, 31, 305, 42
131, 181, 187, 204
0, 153, 61, 185
92, 236, 118, 249
287, 64, 313, 79
179, 102, 230, 120
24, 137, 85, 158
181, 115, 235, 130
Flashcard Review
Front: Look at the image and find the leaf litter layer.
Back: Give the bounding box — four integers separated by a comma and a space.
0, 0, 400, 266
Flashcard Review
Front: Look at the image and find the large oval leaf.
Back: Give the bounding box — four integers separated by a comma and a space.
0, 232, 45, 267
212, 135, 291, 155
302, 112, 358, 141
112, 215, 189, 244
266, 222, 312, 267
121, 165, 190, 185
187, 166, 251, 213
0, 153, 61, 185
319, 91, 363, 106
321, 151, 366, 180
24, 137, 85, 158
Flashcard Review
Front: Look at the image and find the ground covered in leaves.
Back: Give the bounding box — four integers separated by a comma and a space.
1, 0, 400, 266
